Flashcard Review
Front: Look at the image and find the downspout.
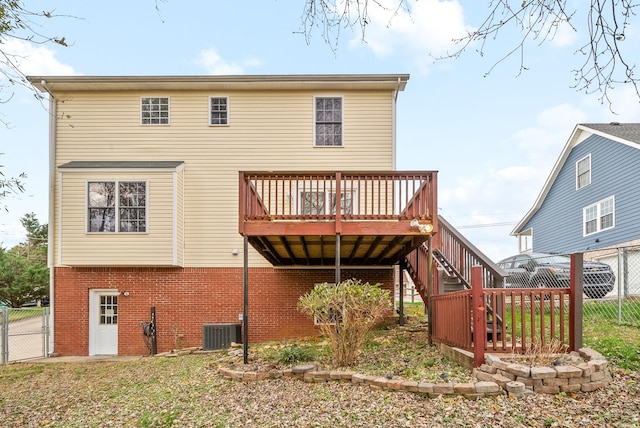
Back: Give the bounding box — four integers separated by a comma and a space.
392, 77, 400, 171
41, 80, 56, 356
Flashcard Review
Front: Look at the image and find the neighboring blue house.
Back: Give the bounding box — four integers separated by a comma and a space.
512, 123, 640, 254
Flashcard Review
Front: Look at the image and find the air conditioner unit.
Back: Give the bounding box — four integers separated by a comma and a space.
202, 324, 241, 350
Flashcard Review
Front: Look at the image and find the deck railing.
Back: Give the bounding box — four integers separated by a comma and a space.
435, 215, 506, 289
239, 171, 437, 233
403, 215, 508, 297
431, 260, 584, 367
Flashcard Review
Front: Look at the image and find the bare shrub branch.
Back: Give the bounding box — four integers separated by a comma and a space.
298, 278, 391, 367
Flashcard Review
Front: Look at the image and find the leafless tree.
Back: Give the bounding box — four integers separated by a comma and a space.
0, 1, 69, 115
299, 0, 640, 108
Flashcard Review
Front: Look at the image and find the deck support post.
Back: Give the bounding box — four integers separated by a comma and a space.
335, 234, 341, 285
426, 235, 433, 345
243, 236, 249, 364
398, 261, 405, 326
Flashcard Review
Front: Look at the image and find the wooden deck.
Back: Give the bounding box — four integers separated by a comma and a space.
239, 171, 438, 266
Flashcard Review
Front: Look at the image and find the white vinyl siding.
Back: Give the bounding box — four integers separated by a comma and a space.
576, 154, 591, 189
583, 196, 615, 236
53, 90, 394, 267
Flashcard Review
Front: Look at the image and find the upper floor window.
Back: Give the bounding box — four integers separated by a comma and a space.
141, 97, 169, 125
210, 97, 228, 125
576, 154, 591, 189
88, 181, 147, 233
315, 97, 342, 147
583, 196, 614, 236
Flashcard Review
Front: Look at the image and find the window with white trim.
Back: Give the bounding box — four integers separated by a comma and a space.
576, 154, 591, 189
314, 97, 342, 146
209, 97, 228, 125
583, 196, 614, 236
88, 181, 147, 233
299, 190, 354, 215
141, 97, 169, 125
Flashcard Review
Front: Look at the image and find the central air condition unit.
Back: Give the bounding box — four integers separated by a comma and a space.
202, 324, 241, 350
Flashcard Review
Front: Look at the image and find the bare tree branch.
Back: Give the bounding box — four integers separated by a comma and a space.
297, 0, 411, 52
0, 1, 71, 122
298, 0, 640, 110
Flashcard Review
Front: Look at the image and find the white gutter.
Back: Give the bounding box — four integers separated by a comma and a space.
41, 80, 56, 356
392, 77, 400, 170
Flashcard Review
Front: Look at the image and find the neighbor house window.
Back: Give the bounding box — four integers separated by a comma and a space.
88, 181, 147, 233
141, 97, 169, 125
583, 196, 614, 236
209, 97, 228, 125
576, 154, 591, 189
300, 190, 354, 215
315, 97, 342, 146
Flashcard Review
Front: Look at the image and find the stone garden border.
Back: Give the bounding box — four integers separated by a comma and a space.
475, 347, 611, 396
217, 347, 611, 400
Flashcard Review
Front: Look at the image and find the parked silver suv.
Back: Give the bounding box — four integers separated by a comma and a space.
497, 253, 615, 299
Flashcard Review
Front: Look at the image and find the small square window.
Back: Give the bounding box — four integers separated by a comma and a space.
210, 97, 228, 125
141, 97, 169, 125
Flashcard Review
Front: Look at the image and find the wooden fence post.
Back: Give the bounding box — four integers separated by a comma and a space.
472, 266, 486, 367
570, 253, 584, 351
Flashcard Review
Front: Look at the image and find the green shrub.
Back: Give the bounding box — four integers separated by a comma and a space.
298, 278, 391, 367
277, 345, 316, 364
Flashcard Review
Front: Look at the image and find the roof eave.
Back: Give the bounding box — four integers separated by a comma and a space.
27, 74, 410, 93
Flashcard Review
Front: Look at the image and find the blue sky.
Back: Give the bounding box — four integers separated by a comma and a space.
1, 0, 639, 260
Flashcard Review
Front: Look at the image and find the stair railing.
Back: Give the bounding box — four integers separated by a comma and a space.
434, 215, 507, 289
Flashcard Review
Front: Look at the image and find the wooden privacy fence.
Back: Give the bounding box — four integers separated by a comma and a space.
431, 256, 584, 367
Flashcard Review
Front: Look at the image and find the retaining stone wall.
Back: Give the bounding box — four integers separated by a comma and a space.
474, 347, 611, 396
217, 347, 611, 399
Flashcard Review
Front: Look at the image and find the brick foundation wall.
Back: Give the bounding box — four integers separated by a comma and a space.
53, 267, 395, 356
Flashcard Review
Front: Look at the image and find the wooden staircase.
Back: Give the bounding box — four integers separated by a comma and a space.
403, 215, 508, 345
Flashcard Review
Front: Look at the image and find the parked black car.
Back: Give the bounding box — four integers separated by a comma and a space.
497, 253, 615, 299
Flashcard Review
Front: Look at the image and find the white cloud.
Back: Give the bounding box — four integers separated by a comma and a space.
1, 39, 77, 76
194, 48, 261, 75
549, 21, 578, 48
349, 0, 469, 58
592, 86, 640, 122
514, 103, 587, 166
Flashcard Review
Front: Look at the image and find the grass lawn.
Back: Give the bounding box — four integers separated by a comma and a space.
4, 307, 46, 323
0, 313, 638, 427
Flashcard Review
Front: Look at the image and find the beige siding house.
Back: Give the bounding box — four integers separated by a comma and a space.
29, 74, 439, 357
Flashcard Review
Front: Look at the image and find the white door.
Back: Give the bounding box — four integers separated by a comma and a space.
89, 290, 119, 355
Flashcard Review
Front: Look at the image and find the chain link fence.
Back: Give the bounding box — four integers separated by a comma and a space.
1, 306, 50, 364
586, 245, 640, 327
498, 250, 640, 328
